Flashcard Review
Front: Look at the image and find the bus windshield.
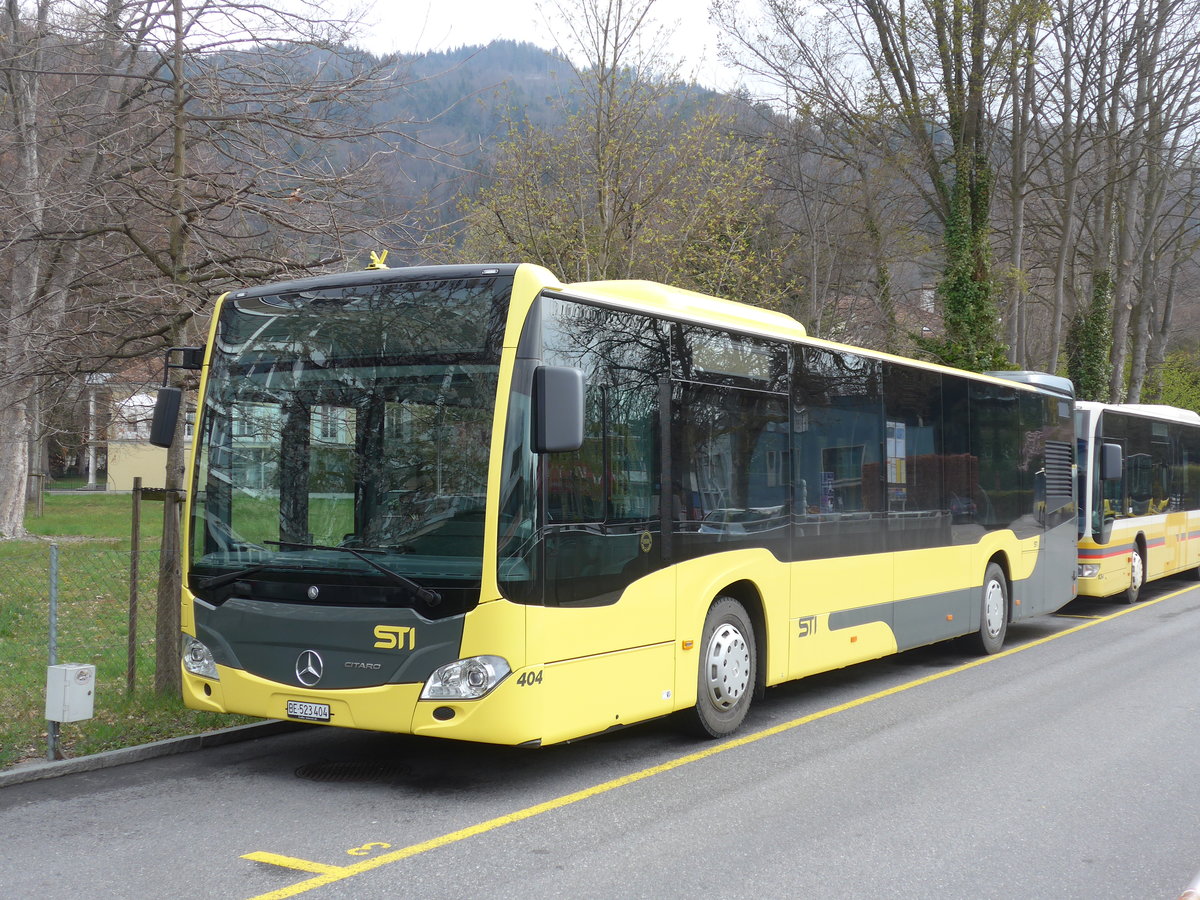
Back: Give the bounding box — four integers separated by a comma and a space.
188, 273, 511, 610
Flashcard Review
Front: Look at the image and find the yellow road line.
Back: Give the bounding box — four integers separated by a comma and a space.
243, 585, 1194, 900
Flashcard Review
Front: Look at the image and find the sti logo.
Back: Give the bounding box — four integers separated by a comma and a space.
373, 625, 416, 651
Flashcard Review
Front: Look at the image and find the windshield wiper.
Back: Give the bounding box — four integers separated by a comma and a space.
201, 564, 272, 592
265, 540, 442, 606
196, 560, 309, 605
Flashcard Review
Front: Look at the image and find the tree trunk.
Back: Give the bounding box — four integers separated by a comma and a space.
154, 365, 187, 695
0, 393, 31, 538
1108, 164, 1142, 401
1125, 255, 1156, 402
1005, 27, 1034, 367
0, 0, 48, 539
1047, 0, 1079, 374
155, 0, 190, 695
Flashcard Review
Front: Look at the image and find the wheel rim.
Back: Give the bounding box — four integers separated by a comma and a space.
983, 579, 1005, 639
703, 622, 750, 710
1131, 551, 1144, 592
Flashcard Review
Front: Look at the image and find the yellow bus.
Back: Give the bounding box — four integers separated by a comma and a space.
152, 263, 1078, 746
1075, 401, 1200, 602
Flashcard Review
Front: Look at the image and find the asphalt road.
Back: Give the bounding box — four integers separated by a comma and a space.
3, 578, 1199, 900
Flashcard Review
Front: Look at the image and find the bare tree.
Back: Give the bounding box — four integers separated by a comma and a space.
1122, 1, 1200, 399
462, 0, 797, 307
0, 0, 51, 539
0, 1, 467, 698
0, 0, 445, 541
1039, 0, 1200, 400
719, 0, 1200, 390
716, 0, 1033, 369
710, 3, 933, 345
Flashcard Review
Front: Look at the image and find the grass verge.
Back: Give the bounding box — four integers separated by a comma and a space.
1, 494, 256, 770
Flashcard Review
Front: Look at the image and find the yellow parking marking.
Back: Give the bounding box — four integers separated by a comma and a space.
241, 852, 348, 876
242, 585, 1195, 900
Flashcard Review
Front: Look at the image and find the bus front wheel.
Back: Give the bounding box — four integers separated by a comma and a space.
1121, 546, 1145, 604
688, 597, 756, 738
971, 563, 1009, 655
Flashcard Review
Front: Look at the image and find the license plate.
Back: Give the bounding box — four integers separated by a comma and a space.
286, 700, 330, 722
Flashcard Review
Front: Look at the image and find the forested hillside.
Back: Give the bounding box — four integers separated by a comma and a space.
364, 41, 582, 229
364, 40, 734, 249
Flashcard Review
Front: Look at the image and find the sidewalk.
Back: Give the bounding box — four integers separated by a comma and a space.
0, 720, 305, 789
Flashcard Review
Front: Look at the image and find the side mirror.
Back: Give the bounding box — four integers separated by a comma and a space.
1100, 442, 1123, 481
148, 345, 203, 448
149, 387, 182, 448
532, 366, 584, 453
173, 346, 205, 370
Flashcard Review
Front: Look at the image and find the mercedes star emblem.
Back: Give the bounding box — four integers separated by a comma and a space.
295, 649, 324, 686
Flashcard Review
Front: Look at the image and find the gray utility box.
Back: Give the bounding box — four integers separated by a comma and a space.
45, 663, 96, 723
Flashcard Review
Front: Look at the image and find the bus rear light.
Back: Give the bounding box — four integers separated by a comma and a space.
421, 656, 510, 700
182, 636, 219, 680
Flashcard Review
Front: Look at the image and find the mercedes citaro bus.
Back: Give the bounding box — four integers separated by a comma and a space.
1075, 401, 1200, 603
152, 263, 1077, 746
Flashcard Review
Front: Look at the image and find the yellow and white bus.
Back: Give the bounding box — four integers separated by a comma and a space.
1075, 401, 1200, 602
154, 263, 1078, 746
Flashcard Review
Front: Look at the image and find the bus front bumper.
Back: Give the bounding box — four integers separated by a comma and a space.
1075, 555, 1129, 599
182, 664, 544, 746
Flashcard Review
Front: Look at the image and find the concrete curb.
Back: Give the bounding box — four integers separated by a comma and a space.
0, 720, 308, 789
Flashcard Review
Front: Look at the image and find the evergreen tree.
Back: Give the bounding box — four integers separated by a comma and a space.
1065, 273, 1115, 401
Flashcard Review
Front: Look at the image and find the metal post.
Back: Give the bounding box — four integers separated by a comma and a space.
87, 384, 98, 489
128, 478, 142, 695
47, 543, 60, 761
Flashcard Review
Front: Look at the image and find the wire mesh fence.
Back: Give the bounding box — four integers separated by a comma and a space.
0, 540, 166, 766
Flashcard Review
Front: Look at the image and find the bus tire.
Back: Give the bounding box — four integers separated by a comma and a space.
972, 563, 1009, 655
1121, 545, 1145, 604
688, 597, 756, 738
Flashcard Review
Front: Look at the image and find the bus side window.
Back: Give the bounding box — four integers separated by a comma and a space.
792, 347, 886, 559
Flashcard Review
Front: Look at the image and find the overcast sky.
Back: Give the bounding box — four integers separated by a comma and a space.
356, 0, 744, 91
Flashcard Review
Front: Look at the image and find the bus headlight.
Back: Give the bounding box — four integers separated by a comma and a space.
421, 656, 510, 700
1077, 564, 1101, 579
182, 636, 219, 680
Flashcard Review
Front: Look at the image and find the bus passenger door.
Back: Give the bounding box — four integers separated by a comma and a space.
522, 299, 678, 741
884, 364, 961, 645
790, 348, 894, 672
664, 327, 793, 687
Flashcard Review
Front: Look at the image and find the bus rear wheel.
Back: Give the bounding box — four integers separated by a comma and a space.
688, 597, 756, 738
971, 563, 1009, 655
